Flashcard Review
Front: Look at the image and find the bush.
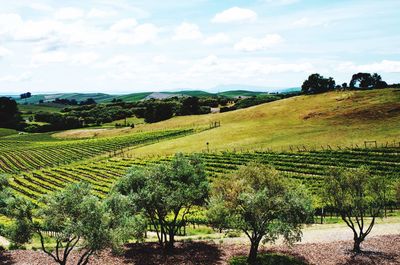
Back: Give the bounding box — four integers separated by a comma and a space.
229, 253, 306, 265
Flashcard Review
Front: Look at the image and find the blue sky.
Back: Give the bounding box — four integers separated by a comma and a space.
0, 0, 399, 94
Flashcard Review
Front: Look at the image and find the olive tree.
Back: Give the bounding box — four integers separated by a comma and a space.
208, 163, 313, 264
114, 153, 209, 251
35, 182, 145, 265
324, 166, 387, 253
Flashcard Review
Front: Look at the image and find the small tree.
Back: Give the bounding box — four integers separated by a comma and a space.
208, 163, 313, 264
324, 166, 387, 253
34, 182, 145, 265
114, 153, 209, 251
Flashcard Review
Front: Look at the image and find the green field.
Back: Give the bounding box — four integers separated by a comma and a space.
0, 128, 17, 137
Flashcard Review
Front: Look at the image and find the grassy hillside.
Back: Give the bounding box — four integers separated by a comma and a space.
18, 103, 65, 113
217, 90, 266, 97
117, 89, 398, 156
110, 92, 152, 102
0, 128, 17, 137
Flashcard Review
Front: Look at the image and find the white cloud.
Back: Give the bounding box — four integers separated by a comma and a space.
13, 20, 60, 41
0, 72, 32, 82
32, 51, 67, 65
110, 19, 138, 32
153, 55, 167, 64
185, 55, 314, 82
264, 0, 299, 6
173, 22, 202, 40
31, 51, 100, 66
336, 60, 400, 73
54, 7, 84, 20
70, 52, 99, 64
87, 8, 116, 18
212, 7, 257, 23
0, 13, 23, 36
203, 33, 230, 45
234, 34, 284, 52
29, 3, 54, 12
116, 23, 159, 44
0, 46, 12, 57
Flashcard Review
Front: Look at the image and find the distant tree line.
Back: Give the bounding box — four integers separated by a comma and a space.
301, 72, 396, 94
0, 97, 23, 129
51, 98, 97, 106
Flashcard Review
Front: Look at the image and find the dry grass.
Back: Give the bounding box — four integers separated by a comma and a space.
53, 89, 400, 156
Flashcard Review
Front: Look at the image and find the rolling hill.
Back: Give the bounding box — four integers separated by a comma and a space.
15, 93, 114, 104
54, 88, 400, 156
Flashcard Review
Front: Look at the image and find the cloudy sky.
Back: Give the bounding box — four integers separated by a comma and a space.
0, 0, 399, 94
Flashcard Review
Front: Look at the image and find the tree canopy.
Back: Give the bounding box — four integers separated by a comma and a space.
324, 166, 388, 253
208, 163, 313, 264
301, 73, 335, 94
349, 73, 387, 89
114, 153, 209, 251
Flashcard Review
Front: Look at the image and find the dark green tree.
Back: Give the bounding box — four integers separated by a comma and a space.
349, 73, 387, 89
0, 97, 21, 129
301, 74, 335, 94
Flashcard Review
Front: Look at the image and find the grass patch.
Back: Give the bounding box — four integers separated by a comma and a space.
0, 128, 17, 137
229, 253, 307, 265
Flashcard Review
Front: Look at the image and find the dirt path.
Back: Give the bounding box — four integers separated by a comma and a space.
216, 221, 400, 245
0, 236, 10, 248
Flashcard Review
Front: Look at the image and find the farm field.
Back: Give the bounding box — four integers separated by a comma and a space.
6, 147, 399, 206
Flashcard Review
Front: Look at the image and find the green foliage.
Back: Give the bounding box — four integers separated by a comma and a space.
350, 73, 387, 89
0, 97, 23, 129
114, 153, 209, 250
324, 166, 388, 252
35, 182, 145, 265
209, 163, 313, 263
229, 253, 307, 265
301, 73, 335, 94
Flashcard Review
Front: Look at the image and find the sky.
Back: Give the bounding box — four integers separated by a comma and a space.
0, 0, 399, 94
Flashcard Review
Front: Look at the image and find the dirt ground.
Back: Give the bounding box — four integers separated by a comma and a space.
1, 234, 399, 265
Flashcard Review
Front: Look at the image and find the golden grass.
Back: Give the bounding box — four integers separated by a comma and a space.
54, 89, 400, 156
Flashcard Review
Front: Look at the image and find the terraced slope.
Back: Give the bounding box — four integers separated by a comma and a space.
9, 147, 399, 205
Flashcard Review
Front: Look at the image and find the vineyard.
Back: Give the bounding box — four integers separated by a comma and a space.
7, 147, 400, 207
0, 129, 193, 174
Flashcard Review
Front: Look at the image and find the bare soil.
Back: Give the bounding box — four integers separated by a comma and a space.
1, 234, 399, 265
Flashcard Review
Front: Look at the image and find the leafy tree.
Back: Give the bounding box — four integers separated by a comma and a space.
301, 73, 335, 94
0, 97, 21, 129
8, 183, 145, 265
208, 163, 313, 264
144, 101, 175, 123
349, 73, 387, 89
324, 166, 387, 253
179, 96, 201, 115
20, 92, 32, 100
114, 153, 209, 251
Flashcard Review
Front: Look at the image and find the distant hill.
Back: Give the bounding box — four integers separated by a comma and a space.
12, 87, 301, 105
217, 90, 266, 98
15, 93, 114, 104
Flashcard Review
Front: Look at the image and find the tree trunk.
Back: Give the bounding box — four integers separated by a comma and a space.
353, 238, 362, 253
165, 230, 175, 253
247, 239, 260, 265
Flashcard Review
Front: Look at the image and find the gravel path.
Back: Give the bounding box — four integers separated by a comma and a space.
300, 222, 400, 243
